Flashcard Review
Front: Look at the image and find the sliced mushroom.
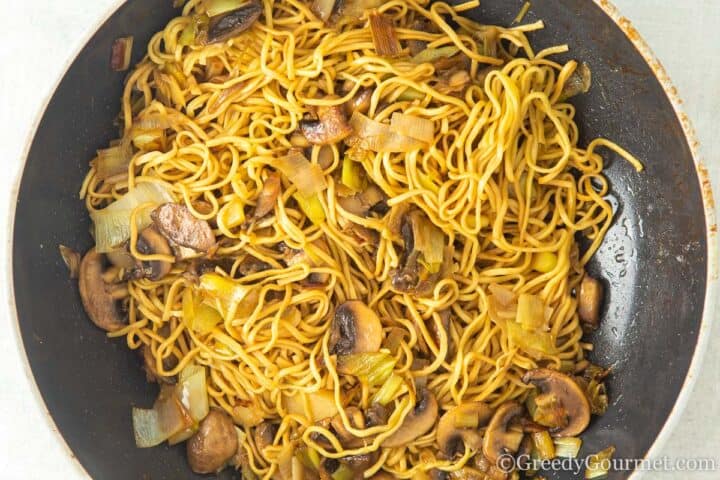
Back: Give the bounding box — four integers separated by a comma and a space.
207, 0, 262, 44
141, 342, 178, 384
106, 246, 139, 271
300, 104, 353, 145
382, 388, 438, 448
151, 203, 216, 253
345, 88, 373, 116
329, 300, 383, 355
481, 401, 524, 464
253, 172, 281, 219
578, 273, 604, 330
78, 248, 127, 332
473, 454, 510, 480
135, 226, 174, 280
187, 409, 238, 474
59, 244, 81, 278
560, 62, 592, 101
319, 455, 372, 480
253, 422, 279, 458
237, 255, 273, 276
391, 209, 447, 296
365, 403, 388, 428
329, 406, 367, 448
522, 368, 591, 437
436, 402, 493, 457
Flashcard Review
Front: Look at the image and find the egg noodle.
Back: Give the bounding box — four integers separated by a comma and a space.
80, 0, 641, 477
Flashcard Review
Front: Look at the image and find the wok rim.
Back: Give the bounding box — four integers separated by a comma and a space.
4, 0, 717, 478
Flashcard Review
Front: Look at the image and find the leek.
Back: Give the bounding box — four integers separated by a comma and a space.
205, 0, 245, 16
371, 374, 405, 405
337, 352, 396, 386
91, 182, 174, 253
531, 431, 555, 460
198, 273, 257, 320
284, 390, 339, 422
506, 318, 556, 357
517, 293, 546, 331
294, 193, 326, 225
177, 364, 209, 422
183, 289, 222, 335
273, 150, 327, 198
585, 446, 615, 479
554, 437, 582, 458
132, 385, 194, 448
341, 156, 365, 193
410, 46, 460, 64
390, 113, 435, 144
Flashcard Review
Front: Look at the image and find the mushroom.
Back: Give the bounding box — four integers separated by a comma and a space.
207, 0, 263, 44
481, 401, 525, 464
391, 209, 447, 296
300, 104, 353, 145
140, 324, 179, 384
319, 452, 379, 479
253, 172, 281, 219
329, 300, 383, 355
253, 422, 279, 458
382, 388, 438, 448
522, 368, 591, 437
345, 88, 373, 116
560, 62, 592, 101
578, 273, 604, 330
141, 343, 178, 384
473, 454, 510, 480
135, 226, 174, 280
365, 403, 388, 428
78, 248, 127, 332
151, 203, 216, 253
329, 406, 367, 448
436, 402, 493, 457
187, 409, 238, 474
106, 247, 140, 271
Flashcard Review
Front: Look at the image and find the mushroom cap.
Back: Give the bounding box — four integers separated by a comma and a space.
481, 401, 525, 464
522, 368, 591, 437
578, 274, 604, 330
329, 300, 383, 355
382, 388, 439, 448
151, 203, 216, 253
136, 227, 174, 280
207, 0, 263, 44
253, 422, 279, 458
436, 402, 493, 457
78, 248, 126, 332
187, 409, 238, 474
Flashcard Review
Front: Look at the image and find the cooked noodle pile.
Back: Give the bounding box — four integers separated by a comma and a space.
79, 0, 641, 477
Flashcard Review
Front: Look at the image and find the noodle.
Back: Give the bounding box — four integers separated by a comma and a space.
80, 0, 641, 477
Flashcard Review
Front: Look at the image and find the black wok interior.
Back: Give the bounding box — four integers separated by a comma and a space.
12, 1, 708, 478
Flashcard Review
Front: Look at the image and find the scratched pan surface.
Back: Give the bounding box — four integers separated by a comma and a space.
11, 0, 709, 479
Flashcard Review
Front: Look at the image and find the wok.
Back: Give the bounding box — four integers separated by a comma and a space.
11, 0, 717, 478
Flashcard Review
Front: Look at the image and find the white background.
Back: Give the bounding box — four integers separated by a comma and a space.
0, 0, 718, 478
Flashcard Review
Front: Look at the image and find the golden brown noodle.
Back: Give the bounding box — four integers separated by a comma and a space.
81, 0, 641, 477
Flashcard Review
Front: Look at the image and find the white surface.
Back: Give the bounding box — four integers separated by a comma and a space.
0, 0, 718, 478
